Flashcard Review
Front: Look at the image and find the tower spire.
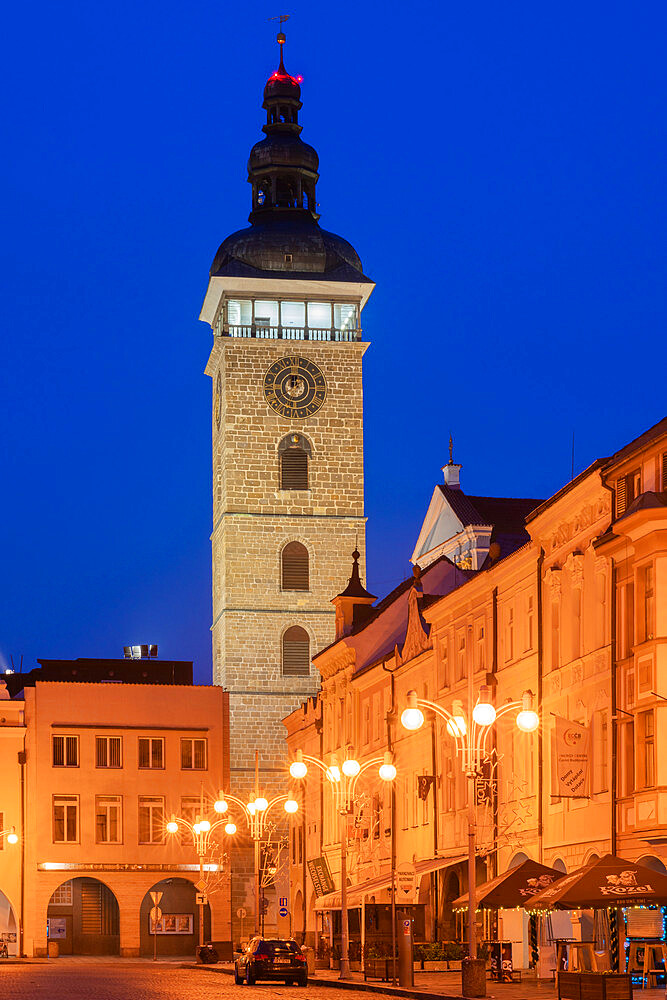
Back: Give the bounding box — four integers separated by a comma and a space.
269, 13, 290, 70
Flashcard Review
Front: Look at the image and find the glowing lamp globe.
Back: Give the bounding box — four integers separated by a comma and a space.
517, 691, 539, 732
166, 821, 179, 834
7, 831, 18, 845
446, 716, 467, 738
290, 759, 307, 779
401, 690, 424, 730
342, 758, 360, 778
193, 823, 201, 834
255, 797, 268, 811
379, 762, 396, 781
214, 798, 228, 814
284, 799, 299, 814
472, 702, 496, 726
198, 819, 211, 832
326, 765, 341, 783
247, 802, 256, 816
225, 822, 237, 835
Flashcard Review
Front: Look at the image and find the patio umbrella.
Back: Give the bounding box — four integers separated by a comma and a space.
453, 859, 566, 910
529, 854, 667, 910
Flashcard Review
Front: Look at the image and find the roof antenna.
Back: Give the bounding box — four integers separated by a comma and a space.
571, 430, 575, 481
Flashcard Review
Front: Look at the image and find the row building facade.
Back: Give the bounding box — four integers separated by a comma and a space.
284, 417, 667, 969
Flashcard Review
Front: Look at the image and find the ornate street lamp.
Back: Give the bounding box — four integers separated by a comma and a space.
0, 827, 18, 846
401, 687, 539, 970
166, 807, 237, 950
289, 749, 396, 980
214, 791, 299, 936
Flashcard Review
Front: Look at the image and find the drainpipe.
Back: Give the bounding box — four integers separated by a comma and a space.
610, 558, 617, 856
537, 549, 544, 863
382, 659, 397, 986
18, 748, 26, 957
430, 720, 439, 939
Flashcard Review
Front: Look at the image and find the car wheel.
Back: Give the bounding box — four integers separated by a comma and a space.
246, 967, 255, 986
299, 974, 308, 987
285, 979, 294, 986
234, 968, 242, 985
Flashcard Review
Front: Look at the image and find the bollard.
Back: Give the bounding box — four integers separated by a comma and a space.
461, 957, 486, 998
397, 916, 414, 988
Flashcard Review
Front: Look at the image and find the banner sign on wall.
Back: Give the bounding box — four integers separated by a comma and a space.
553, 716, 590, 797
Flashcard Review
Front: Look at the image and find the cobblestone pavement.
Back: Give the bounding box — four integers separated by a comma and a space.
0, 964, 401, 1000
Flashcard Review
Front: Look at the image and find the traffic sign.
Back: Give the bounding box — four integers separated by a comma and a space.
195, 879, 206, 891
236, 907, 247, 920
150, 906, 162, 923
403, 919, 411, 936
150, 891, 163, 905
195, 892, 208, 906
395, 864, 417, 902
279, 896, 288, 907
278, 906, 289, 918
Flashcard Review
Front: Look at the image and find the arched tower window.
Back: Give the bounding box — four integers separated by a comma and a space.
279, 433, 311, 490
282, 626, 310, 676
282, 542, 309, 591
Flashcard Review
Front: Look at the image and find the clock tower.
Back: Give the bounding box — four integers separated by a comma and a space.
199, 36, 374, 790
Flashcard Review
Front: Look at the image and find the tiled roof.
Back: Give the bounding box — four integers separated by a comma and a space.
437, 486, 542, 531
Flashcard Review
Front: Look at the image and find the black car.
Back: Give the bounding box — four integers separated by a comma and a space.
235, 937, 308, 986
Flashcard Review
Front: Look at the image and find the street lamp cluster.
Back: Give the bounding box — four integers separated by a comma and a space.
289, 749, 396, 979
401, 686, 539, 967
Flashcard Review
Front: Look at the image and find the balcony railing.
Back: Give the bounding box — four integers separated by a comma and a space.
225, 325, 361, 342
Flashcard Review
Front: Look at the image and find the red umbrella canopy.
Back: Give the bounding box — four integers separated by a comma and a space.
529, 854, 667, 910
453, 860, 566, 910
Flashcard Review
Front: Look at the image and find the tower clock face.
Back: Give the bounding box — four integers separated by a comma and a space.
214, 371, 222, 429
263, 356, 327, 418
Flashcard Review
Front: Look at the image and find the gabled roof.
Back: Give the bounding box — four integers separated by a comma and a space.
606, 416, 667, 467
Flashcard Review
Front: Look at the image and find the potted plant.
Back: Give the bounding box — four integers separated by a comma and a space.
443, 940, 464, 971
422, 941, 450, 972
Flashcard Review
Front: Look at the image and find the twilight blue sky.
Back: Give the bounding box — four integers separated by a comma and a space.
1, 1, 665, 683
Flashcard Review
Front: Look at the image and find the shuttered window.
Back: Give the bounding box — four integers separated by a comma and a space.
616, 468, 641, 518
281, 448, 308, 490
282, 542, 309, 591
615, 477, 627, 518
282, 626, 310, 676
662, 452, 667, 492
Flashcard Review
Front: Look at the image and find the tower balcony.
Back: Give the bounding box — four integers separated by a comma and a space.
224, 323, 361, 342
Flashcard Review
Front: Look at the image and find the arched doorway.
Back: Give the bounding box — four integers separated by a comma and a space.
0, 888, 18, 956
637, 855, 667, 874
140, 878, 207, 957
552, 857, 567, 873
47, 878, 119, 955
439, 870, 460, 941
293, 889, 304, 942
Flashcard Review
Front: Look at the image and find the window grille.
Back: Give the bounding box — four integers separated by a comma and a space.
282, 626, 310, 676
53, 735, 79, 767
181, 738, 207, 770
96, 736, 122, 768
282, 542, 309, 591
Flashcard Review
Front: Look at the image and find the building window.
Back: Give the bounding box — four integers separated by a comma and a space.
138, 738, 164, 769
281, 541, 309, 590
551, 601, 560, 670
53, 795, 79, 843
615, 468, 641, 517
475, 624, 485, 672
307, 301, 331, 331
438, 635, 450, 688
505, 607, 514, 662
181, 738, 207, 770
51, 881, 73, 905
96, 796, 122, 844
617, 582, 634, 659
642, 565, 655, 642
52, 735, 78, 768
593, 710, 609, 794
96, 736, 122, 768
456, 632, 466, 681
623, 721, 635, 796
571, 588, 582, 661
282, 626, 310, 676
139, 797, 165, 844
179, 796, 200, 845
638, 710, 655, 789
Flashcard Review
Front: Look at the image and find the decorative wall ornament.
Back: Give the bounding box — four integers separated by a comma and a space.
551, 497, 612, 553
546, 566, 562, 599
567, 551, 585, 589
399, 578, 432, 664
550, 673, 562, 694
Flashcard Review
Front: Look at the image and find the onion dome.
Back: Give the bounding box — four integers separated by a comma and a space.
209, 30, 371, 283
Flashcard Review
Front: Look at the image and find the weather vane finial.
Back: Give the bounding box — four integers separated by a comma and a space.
269, 13, 290, 46
449, 433, 454, 465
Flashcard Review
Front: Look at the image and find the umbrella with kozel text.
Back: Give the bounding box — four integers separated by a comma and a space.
453, 859, 566, 910
528, 854, 667, 910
